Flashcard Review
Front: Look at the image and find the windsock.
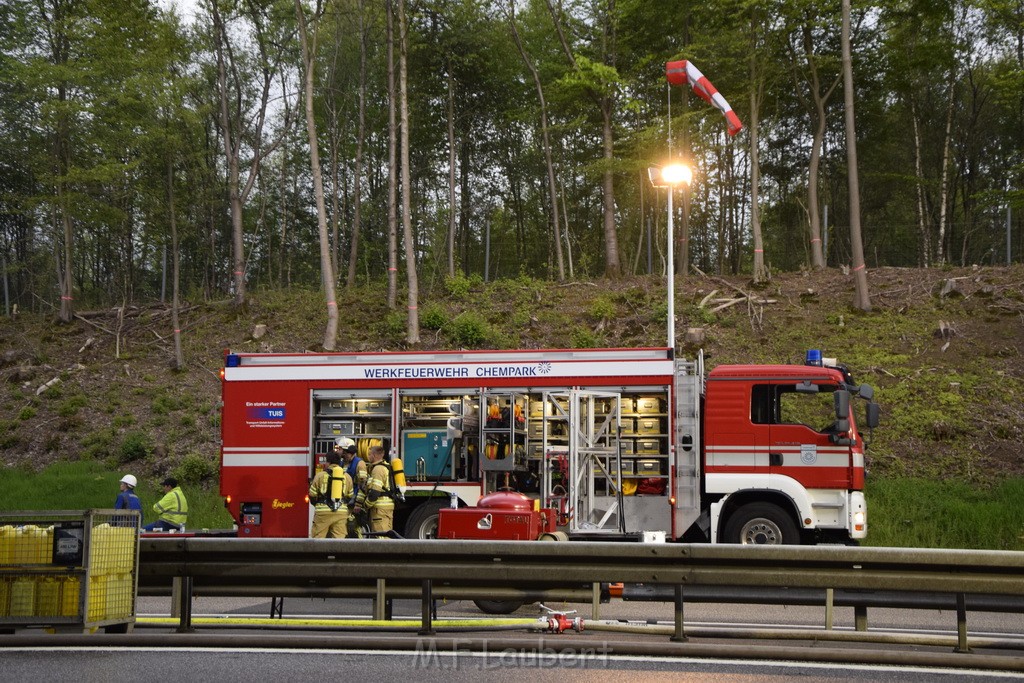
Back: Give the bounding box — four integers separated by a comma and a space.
666, 60, 743, 136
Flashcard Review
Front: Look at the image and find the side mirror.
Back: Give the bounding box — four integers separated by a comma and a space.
865, 402, 880, 429
858, 384, 874, 401
834, 390, 851, 419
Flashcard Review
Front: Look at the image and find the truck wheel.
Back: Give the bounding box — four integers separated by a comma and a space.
473, 599, 524, 615
723, 503, 799, 545
404, 500, 447, 539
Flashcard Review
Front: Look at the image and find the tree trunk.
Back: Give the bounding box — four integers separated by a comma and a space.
910, 99, 931, 267
600, 99, 621, 278
212, 3, 246, 308
167, 151, 184, 370
508, 1, 564, 281
446, 66, 457, 278
545, 0, 618, 278
347, 0, 368, 289
842, 0, 871, 311
798, 19, 840, 270
295, 0, 339, 350
936, 77, 956, 264
749, 60, 768, 284
398, 0, 418, 343
386, 0, 399, 310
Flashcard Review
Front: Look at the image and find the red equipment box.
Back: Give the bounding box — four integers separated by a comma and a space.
437, 491, 556, 541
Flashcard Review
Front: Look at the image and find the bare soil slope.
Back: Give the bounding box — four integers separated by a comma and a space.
2, 265, 1022, 485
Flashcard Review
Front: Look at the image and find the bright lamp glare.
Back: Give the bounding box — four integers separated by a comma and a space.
661, 163, 692, 186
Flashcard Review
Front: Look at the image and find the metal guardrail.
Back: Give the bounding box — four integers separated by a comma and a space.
138, 537, 1024, 651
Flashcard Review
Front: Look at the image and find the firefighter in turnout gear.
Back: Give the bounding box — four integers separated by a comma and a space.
309, 450, 353, 538
336, 437, 367, 492
352, 445, 394, 535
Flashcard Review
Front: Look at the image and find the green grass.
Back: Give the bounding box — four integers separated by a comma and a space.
1, 463, 1022, 549
0, 461, 234, 531
863, 478, 1024, 550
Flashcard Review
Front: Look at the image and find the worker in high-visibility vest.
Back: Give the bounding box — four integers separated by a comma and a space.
309, 450, 353, 539
144, 477, 188, 531
352, 445, 394, 536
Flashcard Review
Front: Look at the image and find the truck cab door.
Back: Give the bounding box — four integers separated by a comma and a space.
768, 383, 851, 489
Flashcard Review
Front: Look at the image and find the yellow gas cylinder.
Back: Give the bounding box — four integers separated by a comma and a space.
391, 457, 407, 488
107, 573, 131, 619
112, 526, 133, 572
35, 577, 60, 617
13, 526, 37, 565
87, 574, 108, 622
59, 576, 81, 617
90, 524, 111, 575
40, 526, 54, 564
0, 525, 14, 564
10, 576, 36, 616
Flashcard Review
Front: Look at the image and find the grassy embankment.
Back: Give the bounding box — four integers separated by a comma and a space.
2, 460, 1021, 549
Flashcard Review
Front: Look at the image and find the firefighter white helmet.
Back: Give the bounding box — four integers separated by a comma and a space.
335, 437, 357, 453
120, 474, 137, 488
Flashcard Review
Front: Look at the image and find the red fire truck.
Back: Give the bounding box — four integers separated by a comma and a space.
219, 346, 878, 545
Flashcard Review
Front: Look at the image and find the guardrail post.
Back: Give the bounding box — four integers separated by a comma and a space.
419, 579, 435, 636
955, 593, 971, 653
825, 588, 834, 630
374, 578, 386, 621
176, 576, 194, 633
170, 577, 181, 618
671, 584, 687, 642
854, 604, 867, 631
270, 596, 284, 619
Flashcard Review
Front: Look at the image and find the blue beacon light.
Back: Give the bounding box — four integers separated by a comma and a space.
805, 349, 822, 366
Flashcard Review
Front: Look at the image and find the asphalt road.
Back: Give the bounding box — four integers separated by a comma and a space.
2, 644, 1021, 682
2, 595, 1021, 682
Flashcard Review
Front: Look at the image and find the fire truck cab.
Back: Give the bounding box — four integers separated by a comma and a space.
218, 347, 877, 544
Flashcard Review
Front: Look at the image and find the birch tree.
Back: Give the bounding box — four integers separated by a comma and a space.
295, 0, 339, 349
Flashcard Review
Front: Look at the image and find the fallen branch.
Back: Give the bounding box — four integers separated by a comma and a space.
710, 297, 745, 313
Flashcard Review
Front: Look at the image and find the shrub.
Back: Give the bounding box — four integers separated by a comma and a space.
18, 407, 36, 421
174, 452, 215, 484
152, 393, 181, 415
449, 312, 489, 347
118, 431, 151, 463
420, 303, 449, 330
443, 274, 474, 298
80, 428, 116, 461
377, 310, 406, 340
112, 414, 135, 428
588, 296, 616, 321
570, 327, 601, 348
57, 394, 88, 418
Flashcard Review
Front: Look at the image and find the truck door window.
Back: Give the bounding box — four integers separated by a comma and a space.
777, 384, 839, 432
751, 385, 773, 424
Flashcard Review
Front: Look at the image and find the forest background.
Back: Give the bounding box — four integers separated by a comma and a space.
0, 0, 1023, 547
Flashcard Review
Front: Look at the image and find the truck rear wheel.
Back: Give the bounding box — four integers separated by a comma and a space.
473, 599, 524, 615
404, 500, 447, 539
723, 503, 799, 545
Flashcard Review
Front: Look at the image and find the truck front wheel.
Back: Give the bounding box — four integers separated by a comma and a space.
723, 503, 800, 545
